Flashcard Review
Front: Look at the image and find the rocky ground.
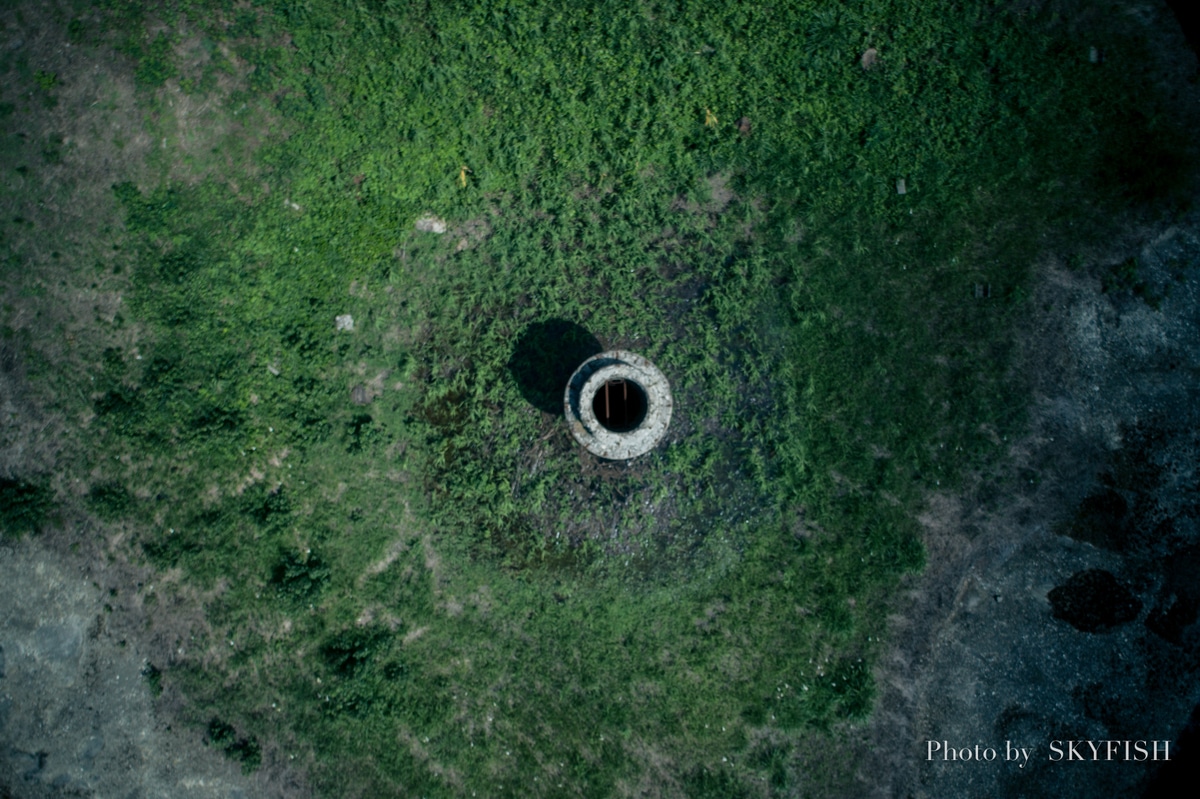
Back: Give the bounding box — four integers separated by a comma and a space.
839, 3, 1200, 797
845, 217, 1200, 798
0, 543, 286, 799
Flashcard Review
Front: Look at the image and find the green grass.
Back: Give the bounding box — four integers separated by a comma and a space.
3, 0, 1192, 795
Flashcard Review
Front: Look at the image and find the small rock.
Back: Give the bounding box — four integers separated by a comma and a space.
414, 214, 447, 234
350, 385, 370, 405
861, 47, 879, 69
335, 314, 354, 332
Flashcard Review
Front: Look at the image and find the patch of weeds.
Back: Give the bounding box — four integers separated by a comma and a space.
319, 625, 389, 678
270, 547, 330, 601
343, 412, 377, 453
750, 742, 792, 792
227, 9, 260, 39
67, 18, 88, 46
135, 33, 175, 89
190, 401, 242, 435
1101, 257, 1164, 309
29, 69, 59, 108
241, 484, 290, 528
0, 476, 53, 537
33, 70, 57, 91
41, 135, 64, 165
683, 766, 752, 799
243, 43, 282, 94
155, 246, 203, 285
204, 717, 261, 773
93, 382, 143, 435
823, 657, 874, 720
86, 480, 133, 521
318, 647, 426, 720
141, 662, 163, 696
142, 526, 204, 570
111, 181, 174, 232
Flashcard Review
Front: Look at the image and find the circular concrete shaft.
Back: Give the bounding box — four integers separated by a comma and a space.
564, 350, 672, 459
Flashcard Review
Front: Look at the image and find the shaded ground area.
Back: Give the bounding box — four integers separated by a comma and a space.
848, 205, 1200, 799
838, 3, 1200, 795
508, 319, 603, 415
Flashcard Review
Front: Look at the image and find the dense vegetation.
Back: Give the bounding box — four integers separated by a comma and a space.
3, 0, 1190, 795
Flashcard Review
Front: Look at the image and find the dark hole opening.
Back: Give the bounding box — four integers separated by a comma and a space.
591, 379, 647, 433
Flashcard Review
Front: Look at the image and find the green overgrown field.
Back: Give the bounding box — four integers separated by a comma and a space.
2, 0, 1192, 795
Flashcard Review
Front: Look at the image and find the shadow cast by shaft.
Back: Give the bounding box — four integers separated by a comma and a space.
508, 319, 602, 415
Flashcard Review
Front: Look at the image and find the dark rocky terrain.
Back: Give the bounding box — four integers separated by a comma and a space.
849, 218, 1200, 798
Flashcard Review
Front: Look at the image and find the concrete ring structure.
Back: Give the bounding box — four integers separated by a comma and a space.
564, 350, 672, 460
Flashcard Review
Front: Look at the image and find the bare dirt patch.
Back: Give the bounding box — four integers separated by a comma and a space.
0, 539, 312, 799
